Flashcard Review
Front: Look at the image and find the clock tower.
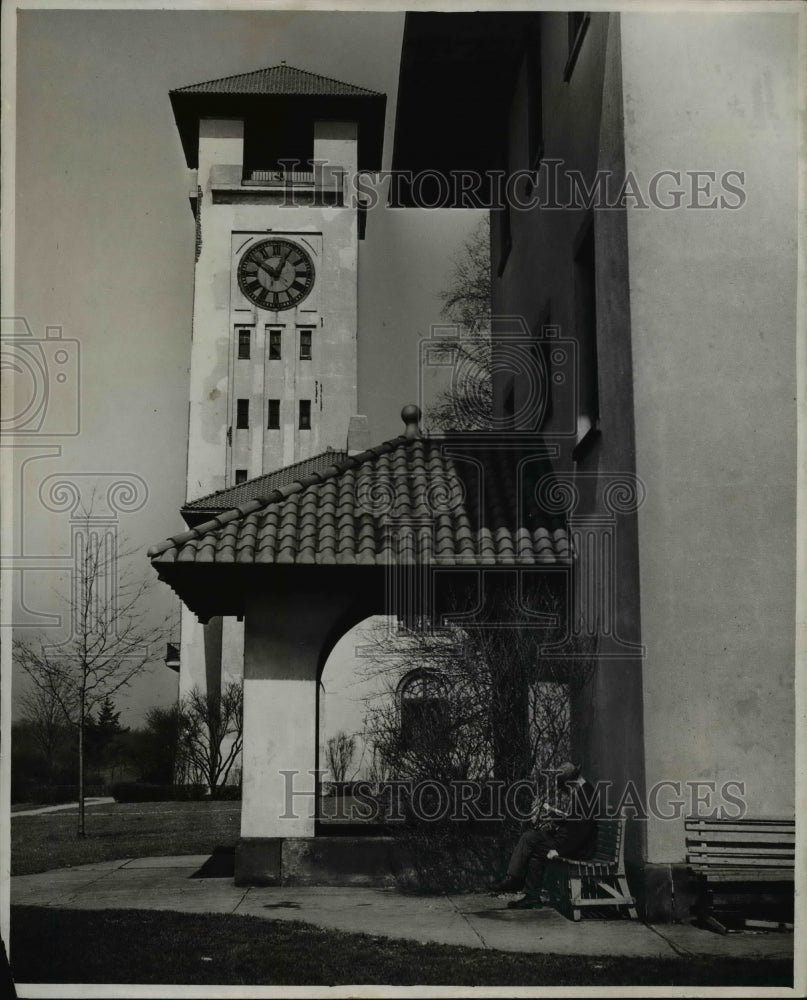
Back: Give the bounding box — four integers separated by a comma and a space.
169, 64, 385, 698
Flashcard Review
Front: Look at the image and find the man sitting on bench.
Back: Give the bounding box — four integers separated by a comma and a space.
494, 761, 598, 910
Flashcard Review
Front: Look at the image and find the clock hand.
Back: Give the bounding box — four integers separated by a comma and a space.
275, 248, 293, 276
259, 252, 284, 281
250, 259, 274, 280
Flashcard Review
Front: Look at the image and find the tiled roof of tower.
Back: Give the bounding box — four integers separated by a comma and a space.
171, 64, 383, 98
149, 431, 569, 568
184, 451, 349, 514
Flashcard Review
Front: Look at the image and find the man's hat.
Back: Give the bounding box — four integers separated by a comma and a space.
555, 761, 582, 786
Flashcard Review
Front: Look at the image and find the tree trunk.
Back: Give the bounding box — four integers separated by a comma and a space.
490, 659, 531, 787
77, 712, 85, 837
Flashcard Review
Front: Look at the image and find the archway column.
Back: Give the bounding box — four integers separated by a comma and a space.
239, 580, 371, 841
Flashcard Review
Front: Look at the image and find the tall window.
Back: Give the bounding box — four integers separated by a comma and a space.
573, 217, 599, 451
495, 51, 520, 276
299, 399, 311, 430
299, 328, 312, 361
237, 328, 251, 360
564, 12, 590, 81
234, 469, 248, 485
268, 328, 282, 360
526, 36, 543, 170
236, 398, 249, 429
494, 205, 512, 278
399, 671, 449, 750
532, 303, 554, 430
267, 399, 280, 429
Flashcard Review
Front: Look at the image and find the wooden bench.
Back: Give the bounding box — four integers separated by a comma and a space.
547, 815, 637, 921
685, 817, 795, 934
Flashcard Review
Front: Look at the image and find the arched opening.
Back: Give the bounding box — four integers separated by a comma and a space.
317, 614, 392, 830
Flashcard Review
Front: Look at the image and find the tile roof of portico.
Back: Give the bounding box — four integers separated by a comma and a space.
183, 450, 349, 519
148, 413, 569, 569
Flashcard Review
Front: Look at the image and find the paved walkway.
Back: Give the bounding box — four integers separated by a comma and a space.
11, 797, 115, 818
11, 855, 793, 959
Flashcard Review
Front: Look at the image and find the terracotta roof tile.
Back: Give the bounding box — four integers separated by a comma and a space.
183, 450, 348, 516
149, 433, 570, 571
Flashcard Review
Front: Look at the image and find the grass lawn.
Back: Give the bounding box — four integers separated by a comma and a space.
11, 800, 241, 876
10, 906, 793, 987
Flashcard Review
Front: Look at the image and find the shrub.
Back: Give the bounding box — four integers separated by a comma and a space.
371, 785, 516, 893
391, 817, 509, 894
209, 784, 241, 801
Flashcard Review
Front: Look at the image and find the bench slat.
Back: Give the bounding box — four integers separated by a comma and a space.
685, 817, 794, 823
688, 847, 794, 857
693, 871, 795, 883
688, 854, 793, 868
685, 821, 794, 833
688, 857, 794, 868
687, 830, 794, 843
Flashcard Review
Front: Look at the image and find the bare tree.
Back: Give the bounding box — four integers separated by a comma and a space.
427, 216, 494, 433
18, 678, 73, 786
358, 581, 595, 890
363, 582, 591, 783
14, 507, 172, 835
325, 730, 356, 783
176, 681, 243, 790
439, 214, 491, 329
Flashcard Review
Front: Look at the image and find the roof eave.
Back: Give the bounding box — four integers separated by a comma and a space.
151, 555, 572, 624
391, 11, 539, 205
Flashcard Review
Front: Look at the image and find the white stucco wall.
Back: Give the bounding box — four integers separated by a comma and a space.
621, 12, 797, 861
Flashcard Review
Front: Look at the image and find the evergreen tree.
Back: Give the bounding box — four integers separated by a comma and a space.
84, 696, 126, 775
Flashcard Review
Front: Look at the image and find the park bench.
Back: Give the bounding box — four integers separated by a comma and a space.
547, 815, 637, 921
685, 817, 795, 934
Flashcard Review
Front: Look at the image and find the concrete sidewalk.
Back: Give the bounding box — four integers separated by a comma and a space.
11, 797, 115, 818
11, 855, 793, 960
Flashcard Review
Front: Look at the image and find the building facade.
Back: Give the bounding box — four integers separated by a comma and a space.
393, 9, 797, 918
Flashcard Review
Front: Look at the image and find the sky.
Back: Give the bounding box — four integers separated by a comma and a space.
9, 7, 484, 725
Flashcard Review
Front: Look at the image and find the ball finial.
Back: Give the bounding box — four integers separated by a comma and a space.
401, 404, 422, 439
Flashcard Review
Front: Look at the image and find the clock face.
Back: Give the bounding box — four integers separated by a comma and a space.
237, 238, 315, 311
